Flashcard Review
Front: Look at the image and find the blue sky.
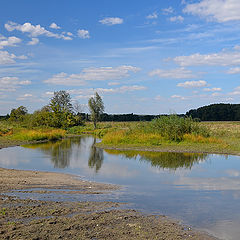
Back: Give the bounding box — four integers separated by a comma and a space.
1, 0, 240, 115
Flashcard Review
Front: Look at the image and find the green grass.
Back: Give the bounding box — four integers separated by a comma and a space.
100, 120, 240, 155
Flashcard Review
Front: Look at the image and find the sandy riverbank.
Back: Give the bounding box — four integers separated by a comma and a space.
0, 167, 218, 240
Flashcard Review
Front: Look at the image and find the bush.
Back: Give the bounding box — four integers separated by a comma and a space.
150, 115, 210, 141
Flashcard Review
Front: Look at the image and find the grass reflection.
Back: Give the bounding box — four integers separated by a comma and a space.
104, 149, 208, 170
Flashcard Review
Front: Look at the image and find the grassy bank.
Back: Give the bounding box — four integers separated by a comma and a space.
97, 119, 240, 156
0, 121, 66, 148
1, 118, 240, 156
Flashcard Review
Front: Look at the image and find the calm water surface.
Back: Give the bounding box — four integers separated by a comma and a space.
1, 136, 240, 240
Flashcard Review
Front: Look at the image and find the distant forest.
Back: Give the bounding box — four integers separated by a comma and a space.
186, 103, 240, 121
1, 103, 240, 122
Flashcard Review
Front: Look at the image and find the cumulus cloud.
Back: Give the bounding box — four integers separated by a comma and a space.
229, 86, 240, 95
49, 22, 61, 29
183, 0, 240, 22
99, 17, 123, 26
169, 15, 184, 22
0, 36, 21, 49
108, 82, 120, 86
146, 12, 158, 19
0, 76, 31, 92
177, 80, 207, 88
16, 93, 33, 101
171, 95, 187, 100
77, 29, 90, 39
68, 85, 146, 99
27, 38, 39, 45
5, 21, 71, 40
173, 47, 240, 66
227, 67, 240, 74
0, 50, 27, 65
162, 7, 174, 15
149, 67, 196, 79
204, 87, 222, 92
44, 65, 140, 86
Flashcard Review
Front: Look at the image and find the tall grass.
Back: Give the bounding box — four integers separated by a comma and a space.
12, 129, 66, 141
150, 115, 209, 141
102, 115, 213, 146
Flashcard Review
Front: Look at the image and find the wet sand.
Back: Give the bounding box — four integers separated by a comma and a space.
0, 167, 218, 240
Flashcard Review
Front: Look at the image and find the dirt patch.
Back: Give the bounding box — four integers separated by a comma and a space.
0, 167, 218, 240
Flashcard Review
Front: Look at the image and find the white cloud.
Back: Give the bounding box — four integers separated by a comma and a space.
49, 22, 61, 29
229, 86, 240, 95
171, 95, 187, 100
16, 93, 33, 101
155, 95, 162, 101
169, 15, 184, 22
0, 76, 31, 92
108, 82, 120, 86
0, 36, 21, 49
173, 47, 240, 66
149, 67, 196, 79
0, 50, 27, 65
68, 85, 146, 98
177, 80, 207, 88
204, 87, 222, 92
5, 21, 71, 40
77, 29, 90, 39
44, 65, 140, 86
27, 38, 39, 45
227, 67, 240, 74
162, 7, 174, 15
146, 12, 158, 19
184, 0, 240, 22
99, 17, 123, 26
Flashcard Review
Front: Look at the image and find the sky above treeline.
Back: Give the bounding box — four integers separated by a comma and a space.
1, 0, 240, 115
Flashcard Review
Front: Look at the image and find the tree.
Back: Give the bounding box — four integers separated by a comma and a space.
9, 106, 28, 122
50, 90, 73, 114
88, 92, 104, 129
49, 91, 75, 128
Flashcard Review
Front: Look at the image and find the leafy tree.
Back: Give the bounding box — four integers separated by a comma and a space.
88, 92, 104, 129
49, 91, 74, 128
9, 106, 28, 122
50, 90, 73, 114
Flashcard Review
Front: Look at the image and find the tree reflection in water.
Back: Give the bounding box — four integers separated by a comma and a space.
24, 138, 83, 168
24, 137, 104, 171
88, 138, 104, 173
23, 136, 207, 171
105, 149, 208, 170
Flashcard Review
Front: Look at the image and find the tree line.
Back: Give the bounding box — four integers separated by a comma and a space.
186, 103, 240, 121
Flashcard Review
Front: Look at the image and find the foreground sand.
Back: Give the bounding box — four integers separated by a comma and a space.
0, 167, 217, 240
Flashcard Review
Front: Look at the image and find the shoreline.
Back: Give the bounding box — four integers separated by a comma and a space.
1, 136, 240, 157
0, 167, 217, 240
97, 142, 240, 156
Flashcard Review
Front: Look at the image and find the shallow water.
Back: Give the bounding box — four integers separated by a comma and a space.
1, 136, 240, 240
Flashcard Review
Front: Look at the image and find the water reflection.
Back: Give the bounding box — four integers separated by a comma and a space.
24, 137, 104, 171
24, 137, 208, 171
88, 138, 103, 172
105, 149, 208, 170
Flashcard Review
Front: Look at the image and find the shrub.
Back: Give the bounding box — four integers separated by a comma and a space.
150, 115, 210, 141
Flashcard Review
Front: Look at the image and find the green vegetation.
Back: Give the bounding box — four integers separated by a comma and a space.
187, 103, 240, 121
88, 92, 104, 129
1, 91, 240, 156
99, 116, 240, 155
102, 115, 211, 144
